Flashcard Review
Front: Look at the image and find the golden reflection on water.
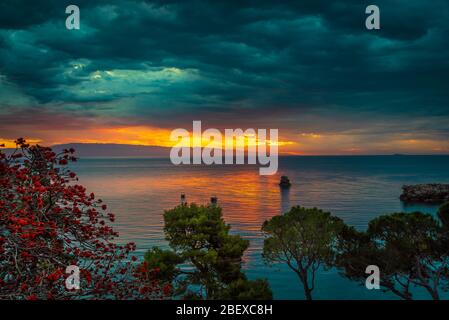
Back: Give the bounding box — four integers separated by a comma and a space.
75, 162, 292, 265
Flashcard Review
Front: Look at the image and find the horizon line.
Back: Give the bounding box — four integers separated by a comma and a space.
1, 142, 449, 157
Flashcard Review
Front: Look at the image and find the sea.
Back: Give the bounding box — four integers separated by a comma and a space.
71, 155, 449, 300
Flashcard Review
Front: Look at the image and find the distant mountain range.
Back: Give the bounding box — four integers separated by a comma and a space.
52, 143, 170, 157
1, 143, 170, 157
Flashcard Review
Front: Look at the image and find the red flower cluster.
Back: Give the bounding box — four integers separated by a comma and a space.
0, 139, 166, 300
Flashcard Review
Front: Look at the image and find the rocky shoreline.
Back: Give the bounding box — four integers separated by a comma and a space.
400, 184, 449, 203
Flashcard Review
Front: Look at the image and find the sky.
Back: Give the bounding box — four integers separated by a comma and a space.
0, 0, 448, 155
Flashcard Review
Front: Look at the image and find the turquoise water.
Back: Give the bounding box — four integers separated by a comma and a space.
71, 155, 449, 300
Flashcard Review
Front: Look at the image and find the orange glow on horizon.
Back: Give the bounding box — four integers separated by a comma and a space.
1, 126, 297, 153
2, 126, 449, 155
0, 139, 43, 149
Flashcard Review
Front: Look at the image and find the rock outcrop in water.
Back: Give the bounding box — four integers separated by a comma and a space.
279, 176, 291, 188
400, 184, 449, 203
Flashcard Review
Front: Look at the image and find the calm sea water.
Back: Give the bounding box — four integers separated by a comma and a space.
71, 155, 449, 300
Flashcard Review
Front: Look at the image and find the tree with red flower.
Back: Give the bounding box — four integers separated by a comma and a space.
0, 139, 165, 300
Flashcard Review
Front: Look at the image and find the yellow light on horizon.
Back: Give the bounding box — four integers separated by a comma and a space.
0, 138, 43, 148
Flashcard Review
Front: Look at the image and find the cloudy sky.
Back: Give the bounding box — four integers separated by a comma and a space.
1, 0, 448, 154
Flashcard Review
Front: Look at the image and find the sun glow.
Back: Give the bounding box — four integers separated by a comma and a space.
0, 138, 43, 148
1, 125, 296, 153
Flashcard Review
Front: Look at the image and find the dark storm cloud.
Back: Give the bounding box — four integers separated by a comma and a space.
0, 0, 448, 139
